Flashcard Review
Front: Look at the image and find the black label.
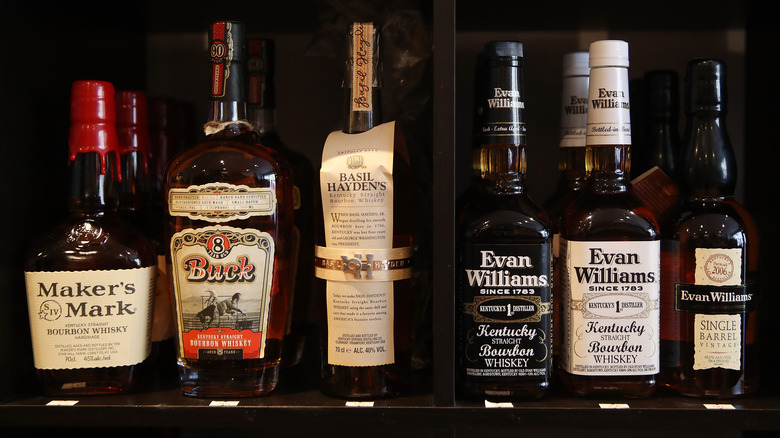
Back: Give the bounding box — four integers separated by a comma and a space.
675, 283, 757, 314
477, 67, 526, 144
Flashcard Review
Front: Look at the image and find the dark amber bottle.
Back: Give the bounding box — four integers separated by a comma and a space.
661, 59, 759, 398
559, 40, 660, 398
457, 41, 552, 400
164, 21, 295, 397
24, 80, 157, 396
315, 22, 414, 399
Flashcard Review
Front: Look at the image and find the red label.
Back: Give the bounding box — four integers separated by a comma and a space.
210, 22, 229, 98
182, 327, 263, 359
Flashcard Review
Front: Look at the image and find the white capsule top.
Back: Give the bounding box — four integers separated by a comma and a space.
589, 40, 629, 68
563, 51, 590, 77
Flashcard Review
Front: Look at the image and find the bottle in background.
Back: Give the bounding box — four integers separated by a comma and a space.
559, 40, 660, 398
456, 41, 552, 400
635, 70, 682, 180
316, 22, 415, 399
247, 38, 317, 369
23, 80, 157, 395
542, 51, 589, 369
661, 58, 759, 398
165, 21, 295, 397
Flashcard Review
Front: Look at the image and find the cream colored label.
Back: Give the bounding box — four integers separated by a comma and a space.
25, 267, 156, 370
168, 183, 276, 223
561, 239, 660, 375
351, 22, 374, 112
693, 248, 743, 371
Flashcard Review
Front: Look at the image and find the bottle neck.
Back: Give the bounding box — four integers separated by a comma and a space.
557, 146, 588, 190
69, 152, 119, 214
343, 22, 381, 134
680, 111, 735, 197
480, 144, 526, 192
248, 106, 277, 136
344, 90, 381, 134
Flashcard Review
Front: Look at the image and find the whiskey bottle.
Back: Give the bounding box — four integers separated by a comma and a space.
247, 38, 316, 369
117, 90, 178, 380
457, 41, 552, 400
23, 80, 157, 395
542, 51, 589, 367
559, 40, 660, 398
316, 21, 414, 399
661, 58, 759, 398
634, 70, 682, 179
165, 21, 295, 397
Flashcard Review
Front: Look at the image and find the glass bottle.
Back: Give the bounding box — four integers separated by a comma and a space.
456, 41, 552, 400
543, 51, 589, 368
559, 40, 660, 398
316, 21, 415, 399
661, 58, 759, 398
247, 38, 316, 369
23, 80, 157, 395
164, 21, 295, 397
634, 70, 682, 180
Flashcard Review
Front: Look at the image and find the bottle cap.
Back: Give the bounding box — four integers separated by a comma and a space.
116, 90, 150, 157
644, 70, 679, 117
563, 51, 589, 77
68, 80, 119, 168
589, 40, 629, 68
484, 41, 523, 58
685, 58, 726, 113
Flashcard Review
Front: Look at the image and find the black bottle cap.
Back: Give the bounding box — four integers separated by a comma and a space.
685, 58, 727, 114
645, 70, 679, 118
484, 41, 523, 58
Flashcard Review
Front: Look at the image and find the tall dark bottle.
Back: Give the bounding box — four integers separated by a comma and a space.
559, 40, 660, 398
24, 80, 157, 395
316, 22, 414, 399
661, 59, 759, 398
456, 41, 552, 400
247, 38, 316, 369
543, 51, 589, 367
164, 21, 295, 397
634, 70, 682, 179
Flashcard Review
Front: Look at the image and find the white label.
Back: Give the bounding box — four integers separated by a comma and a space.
25, 267, 156, 370
586, 67, 631, 146
692, 248, 744, 371
560, 74, 589, 147
561, 239, 660, 375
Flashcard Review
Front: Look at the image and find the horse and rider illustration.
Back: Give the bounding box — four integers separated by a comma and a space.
196, 291, 245, 329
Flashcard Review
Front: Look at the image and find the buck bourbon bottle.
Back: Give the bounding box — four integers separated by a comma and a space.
661, 59, 759, 398
559, 40, 660, 398
24, 80, 157, 395
165, 21, 294, 397
316, 22, 414, 399
456, 41, 552, 400
247, 38, 316, 369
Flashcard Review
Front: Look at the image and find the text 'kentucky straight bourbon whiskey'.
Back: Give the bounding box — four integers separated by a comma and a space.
661, 59, 760, 398
316, 22, 415, 399
24, 80, 157, 395
165, 21, 294, 397
456, 41, 552, 400
560, 40, 660, 398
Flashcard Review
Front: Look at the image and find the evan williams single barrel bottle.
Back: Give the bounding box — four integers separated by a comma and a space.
24, 81, 157, 395
661, 59, 760, 398
456, 41, 552, 400
559, 40, 660, 398
247, 38, 317, 369
316, 22, 415, 399
165, 21, 294, 397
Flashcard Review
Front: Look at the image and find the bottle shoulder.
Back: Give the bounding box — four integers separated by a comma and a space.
458, 190, 551, 241
675, 198, 755, 244
563, 190, 659, 241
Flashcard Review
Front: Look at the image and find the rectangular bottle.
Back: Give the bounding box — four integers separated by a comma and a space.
164, 21, 295, 397
24, 80, 158, 396
559, 40, 660, 398
315, 22, 415, 399
456, 41, 552, 400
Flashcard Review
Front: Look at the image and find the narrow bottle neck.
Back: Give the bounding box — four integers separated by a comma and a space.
344, 90, 381, 134
69, 152, 119, 214
681, 111, 735, 197
248, 106, 277, 136
479, 144, 526, 192
557, 146, 588, 190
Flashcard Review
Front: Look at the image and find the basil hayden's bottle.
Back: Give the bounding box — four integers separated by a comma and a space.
559, 40, 660, 398
316, 22, 415, 399
457, 41, 552, 400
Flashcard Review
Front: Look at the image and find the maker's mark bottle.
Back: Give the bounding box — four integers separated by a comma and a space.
315, 21, 414, 399
24, 80, 157, 395
165, 21, 294, 397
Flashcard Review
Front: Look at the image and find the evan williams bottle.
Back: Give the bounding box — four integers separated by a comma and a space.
559, 40, 660, 398
165, 21, 294, 397
247, 38, 316, 369
23, 81, 157, 395
543, 51, 589, 368
661, 59, 759, 398
316, 22, 414, 399
456, 41, 552, 400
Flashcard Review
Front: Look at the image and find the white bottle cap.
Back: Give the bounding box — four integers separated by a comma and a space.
589, 40, 629, 68
563, 51, 589, 77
